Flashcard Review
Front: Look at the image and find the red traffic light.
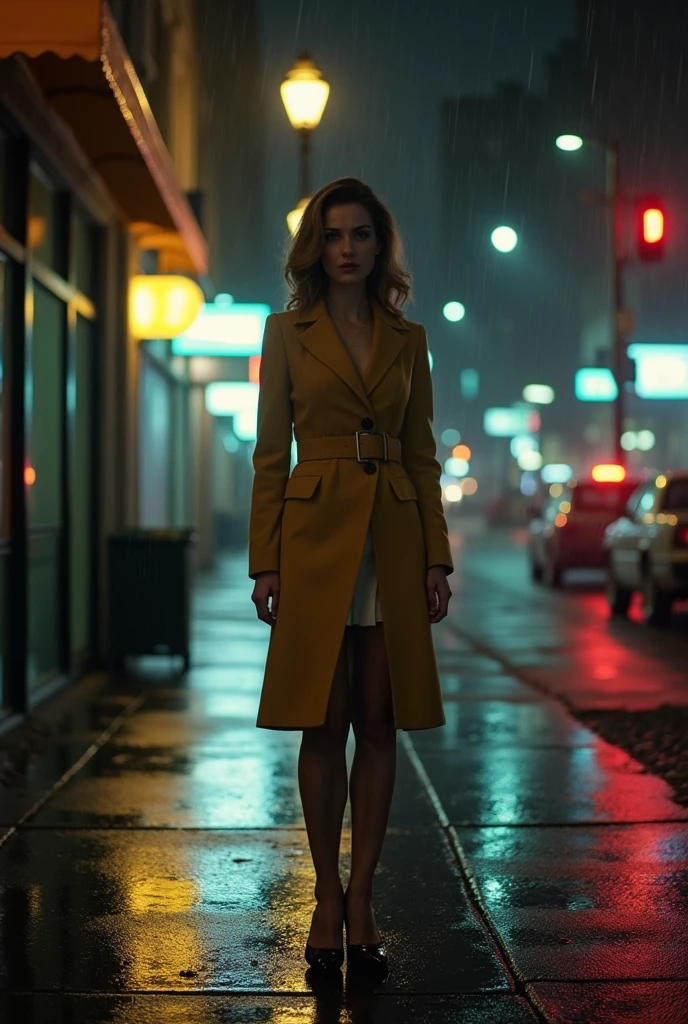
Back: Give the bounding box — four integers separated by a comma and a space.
637, 198, 665, 261
643, 208, 664, 243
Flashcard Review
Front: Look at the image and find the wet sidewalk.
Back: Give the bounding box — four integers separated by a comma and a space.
0, 547, 687, 1023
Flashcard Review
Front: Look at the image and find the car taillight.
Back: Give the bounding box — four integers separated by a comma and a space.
675, 525, 688, 547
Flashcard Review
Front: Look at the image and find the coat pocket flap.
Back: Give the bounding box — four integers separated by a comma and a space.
389, 476, 418, 501
284, 475, 322, 499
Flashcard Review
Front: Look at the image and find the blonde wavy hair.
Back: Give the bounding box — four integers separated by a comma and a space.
284, 177, 412, 319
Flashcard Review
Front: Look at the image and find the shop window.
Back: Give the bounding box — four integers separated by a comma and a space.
26, 283, 65, 689
70, 315, 94, 659
73, 213, 97, 298
29, 166, 59, 271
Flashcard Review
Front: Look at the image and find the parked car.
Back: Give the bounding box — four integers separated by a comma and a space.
529, 472, 639, 587
603, 471, 688, 625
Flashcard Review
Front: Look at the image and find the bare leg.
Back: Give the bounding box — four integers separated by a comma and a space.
346, 622, 396, 944
298, 627, 352, 947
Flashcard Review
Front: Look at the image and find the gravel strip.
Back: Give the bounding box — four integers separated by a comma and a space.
576, 704, 688, 807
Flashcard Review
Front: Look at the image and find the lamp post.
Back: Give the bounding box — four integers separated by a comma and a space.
556, 133, 626, 468
281, 52, 330, 234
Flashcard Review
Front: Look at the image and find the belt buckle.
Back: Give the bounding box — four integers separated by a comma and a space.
355, 430, 371, 462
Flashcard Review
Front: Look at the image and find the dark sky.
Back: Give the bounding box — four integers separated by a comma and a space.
258, 0, 576, 319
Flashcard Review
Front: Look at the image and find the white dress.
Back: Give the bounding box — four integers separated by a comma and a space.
346, 525, 383, 626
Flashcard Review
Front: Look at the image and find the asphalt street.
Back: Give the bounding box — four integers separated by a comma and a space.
0, 520, 686, 1023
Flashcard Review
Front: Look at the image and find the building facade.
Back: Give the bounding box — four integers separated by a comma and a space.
0, 0, 264, 725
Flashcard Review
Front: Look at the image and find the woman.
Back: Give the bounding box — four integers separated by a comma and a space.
248, 177, 453, 975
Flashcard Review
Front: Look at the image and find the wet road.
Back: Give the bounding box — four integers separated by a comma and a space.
0, 524, 687, 1023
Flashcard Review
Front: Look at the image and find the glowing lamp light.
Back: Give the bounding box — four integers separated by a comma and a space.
462, 477, 478, 495
287, 197, 310, 236
636, 429, 656, 451
541, 464, 573, 484
444, 484, 463, 503
517, 450, 543, 471
443, 301, 466, 322
24, 466, 36, 486
520, 472, 538, 496
491, 226, 518, 252
452, 444, 471, 460
129, 275, 204, 339
522, 384, 554, 404
280, 53, 330, 130
445, 457, 469, 477
510, 434, 538, 458
554, 512, 568, 527
592, 464, 626, 483
556, 134, 583, 151
441, 428, 461, 446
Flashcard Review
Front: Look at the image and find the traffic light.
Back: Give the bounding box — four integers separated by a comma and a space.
637, 197, 665, 261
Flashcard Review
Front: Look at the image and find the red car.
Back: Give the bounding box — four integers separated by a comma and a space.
528, 471, 640, 587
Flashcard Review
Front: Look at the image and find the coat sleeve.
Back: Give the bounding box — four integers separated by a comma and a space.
248, 314, 293, 580
398, 324, 454, 576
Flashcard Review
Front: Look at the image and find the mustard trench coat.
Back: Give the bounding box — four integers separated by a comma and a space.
248, 298, 454, 731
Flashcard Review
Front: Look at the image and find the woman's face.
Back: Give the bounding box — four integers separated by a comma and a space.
321, 203, 381, 287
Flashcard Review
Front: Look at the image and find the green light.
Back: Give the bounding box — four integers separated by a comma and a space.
556, 134, 583, 151
491, 226, 518, 252
443, 301, 465, 322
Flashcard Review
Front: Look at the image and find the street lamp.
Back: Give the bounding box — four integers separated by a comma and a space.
555, 134, 583, 152
281, 51, 330, 232
443, 301, 466, 322
556, 132, 625, 467
287, 198, 310, 237
491, 226, 518, 252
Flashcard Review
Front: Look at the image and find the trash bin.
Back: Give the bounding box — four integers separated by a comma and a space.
107, 528, 197, 672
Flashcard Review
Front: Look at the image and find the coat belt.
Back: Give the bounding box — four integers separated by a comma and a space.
296, 432, 402, 464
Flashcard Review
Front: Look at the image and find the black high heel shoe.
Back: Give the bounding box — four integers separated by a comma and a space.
343, 892, 388, 974
304, 898, 345, 972
304, 943, 344, 972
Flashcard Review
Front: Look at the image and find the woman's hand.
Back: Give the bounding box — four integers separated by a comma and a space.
426, 566, 452, 624
252, 572, 280, 626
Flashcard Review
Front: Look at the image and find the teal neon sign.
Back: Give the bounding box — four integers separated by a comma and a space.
574, 368, 617, 401
627, 343, 688, 399
172, 294, 271, 356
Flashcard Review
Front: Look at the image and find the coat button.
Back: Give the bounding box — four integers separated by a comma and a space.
363, 461, 377, 474
360, 417, 374, 430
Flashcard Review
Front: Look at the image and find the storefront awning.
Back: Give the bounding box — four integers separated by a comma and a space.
0, 0, 208, 276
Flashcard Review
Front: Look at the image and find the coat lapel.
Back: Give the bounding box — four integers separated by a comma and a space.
296, 298, 409, 409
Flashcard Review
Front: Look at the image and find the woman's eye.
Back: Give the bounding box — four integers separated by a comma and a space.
356, 231, 370, 239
